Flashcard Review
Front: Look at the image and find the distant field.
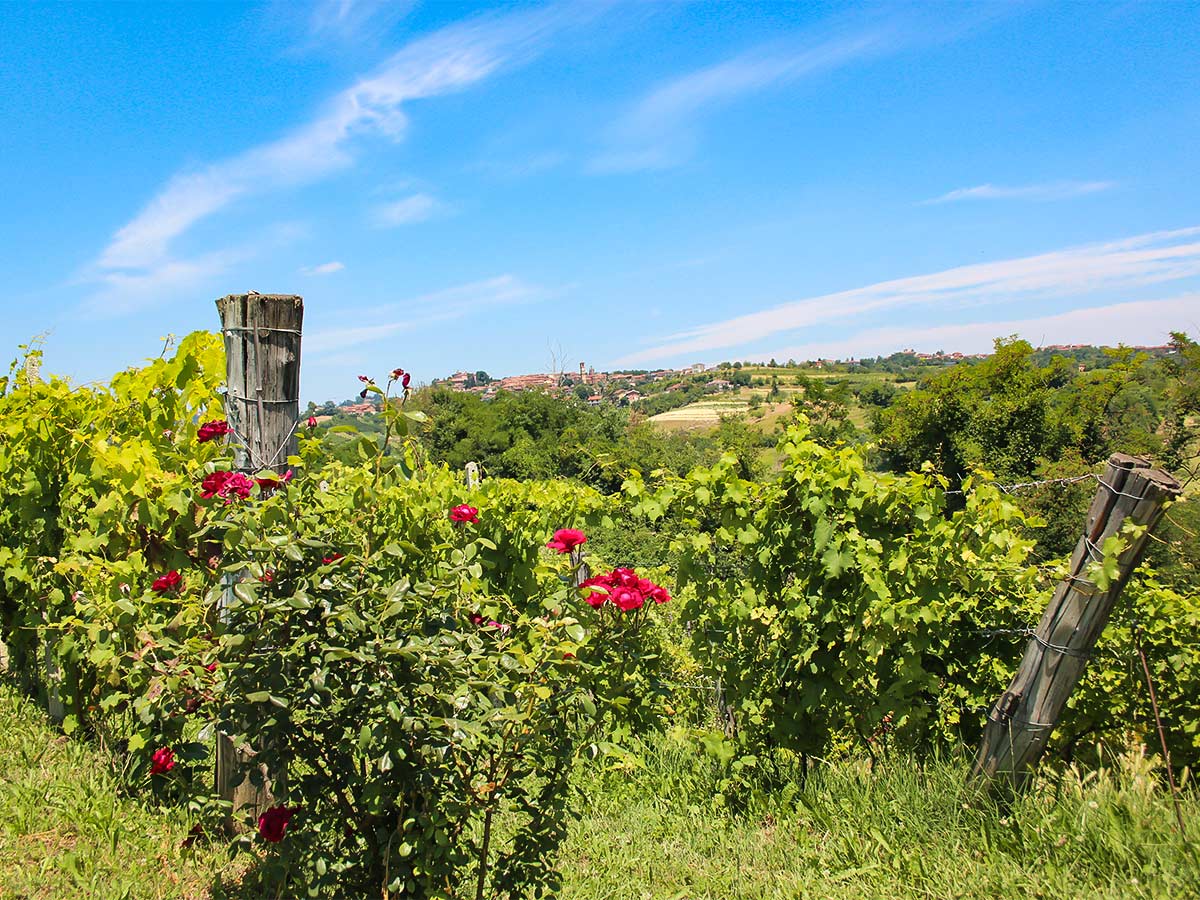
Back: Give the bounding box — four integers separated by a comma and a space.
646, 366, 915, 433
649, 398, 750, 429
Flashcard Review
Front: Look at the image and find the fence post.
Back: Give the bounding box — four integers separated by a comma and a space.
214, 293, 303, 821
465, 461, 480, 490
971, 453, 1181, 791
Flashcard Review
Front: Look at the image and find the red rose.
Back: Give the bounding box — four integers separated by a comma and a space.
546, 528, 587, 554
181, 823, 205, 849
649, 584, 671, 604
469, 613, 485, 626
197, 420, 231, 443
255, 470, 293, 490
322, 553, 344, 564
358, 375, 371, 383
402, 372, 411, 388
611, 567, 639, 588
150, 746, 176, 775
151, 570, 183, 594
257, 805, 297, 843
610, 585, 645, 612
200, 471, 255, 501
390, 368, 405, 381
205, 661, 218, 673
579, 575, 611, 608
307, 415, 318, 428
449, 504, 479, 524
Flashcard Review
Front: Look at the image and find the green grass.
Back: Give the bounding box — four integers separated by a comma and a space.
561, 740, 1200, 899
0, 683, 244, 899
2, 683, 1197, 899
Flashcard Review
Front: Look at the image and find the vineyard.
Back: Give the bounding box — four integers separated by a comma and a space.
1, 313, 1198, 899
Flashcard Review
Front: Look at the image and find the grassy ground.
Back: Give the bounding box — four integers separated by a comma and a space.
0, 684, 247, 899
2, 684, 1197, 899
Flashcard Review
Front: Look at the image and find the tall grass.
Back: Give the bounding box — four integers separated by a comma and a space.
1, 683, 1196, 899
560, 737, 1200, 899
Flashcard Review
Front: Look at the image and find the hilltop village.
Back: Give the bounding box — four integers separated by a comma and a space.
308, 343, 1175, 421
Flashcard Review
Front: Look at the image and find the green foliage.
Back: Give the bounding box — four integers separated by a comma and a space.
629, 421, 1041, 768
403, 387, 719, 493
0, 338, 676, 898
627, 420, 1200, 777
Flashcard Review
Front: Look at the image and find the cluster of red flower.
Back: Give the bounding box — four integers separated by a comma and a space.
199, 470, 255, 500
579, 567, 670, 611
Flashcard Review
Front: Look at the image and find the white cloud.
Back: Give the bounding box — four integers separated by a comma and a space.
590, 28, 886, 173
759, 294, 1199, 363
373, 192, 441, 227
305, 274, 543, 353
612, 226, 1200, 366
922, 181, 1116, 205
301, 260, 346, 276
306, 0, 414, 42
81, 222, 307, 317
87, 6, 586, 312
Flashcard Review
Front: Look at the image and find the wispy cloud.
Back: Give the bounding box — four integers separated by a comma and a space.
81, 222, 307, 317
922, 180, 1116, 205
306, 0, 415, 43
612, 226, 1200, 365
87, 6, 588, 312
301, 260, 346, 276
590, 30, 885, 173
306, 274, 543, 354
759, 294, 1199, 364
373, 192, 442, 227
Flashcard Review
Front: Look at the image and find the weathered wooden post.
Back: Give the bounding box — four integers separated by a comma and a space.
971, 453, 1181, 790
214, 293, 303, 819
465, 461, 481, 490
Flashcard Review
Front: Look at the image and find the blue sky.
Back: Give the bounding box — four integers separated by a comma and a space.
2, 1, 1198, 402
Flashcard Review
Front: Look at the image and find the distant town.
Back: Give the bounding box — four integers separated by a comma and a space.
308, 343, 1176, 419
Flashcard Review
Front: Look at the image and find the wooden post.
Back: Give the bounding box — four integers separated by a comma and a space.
215, 294, 304, 476
971, 454, 1181, 790
214, 293, 303, 820
465, 461, 481, 490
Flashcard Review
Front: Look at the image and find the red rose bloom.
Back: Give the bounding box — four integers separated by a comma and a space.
449, 504, 479, 524
469, 613, 485, 626
390, 368, 405, 381
546, 528, 587, 553
579, 575, 611, 608
307, 415, 318, 428
150, 746, 176, 775
257, 805, 296, 843
197, 420, 231, 443
205, 661, 219, 673
255, 470, 293, 490
358, 375, 371, 383
611, 567, 639, 588
649, 584, 671, 604
200, 471, 255, 501
402, 372, 411, 388
610, 585, 645, 612
151, 570, 183, 594
322, 553, 344, 564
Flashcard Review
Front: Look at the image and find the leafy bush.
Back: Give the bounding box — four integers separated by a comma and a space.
627, 420, 1200, 775
0, 338, 676, 898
